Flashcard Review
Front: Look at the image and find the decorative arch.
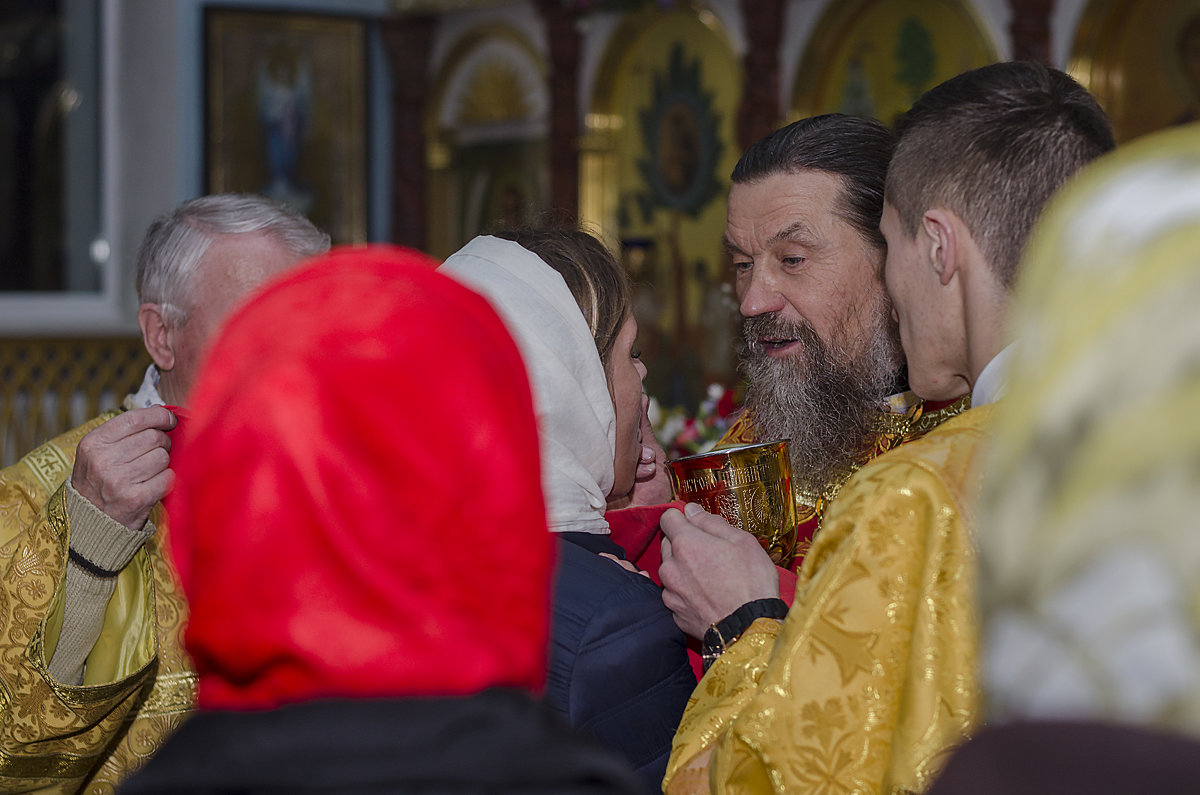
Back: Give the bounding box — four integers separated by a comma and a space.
790, 0, 998, 126
1070, 0, 1200, 143
584, 5, 741, 409
426, 25, 549, 257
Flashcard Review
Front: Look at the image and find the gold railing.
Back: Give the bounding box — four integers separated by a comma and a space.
0, 338, 149, 467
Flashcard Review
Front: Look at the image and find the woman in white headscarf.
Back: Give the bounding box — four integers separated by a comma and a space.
441, 229, 694, 793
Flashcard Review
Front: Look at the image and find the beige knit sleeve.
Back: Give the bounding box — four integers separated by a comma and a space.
48, 482, 154, 685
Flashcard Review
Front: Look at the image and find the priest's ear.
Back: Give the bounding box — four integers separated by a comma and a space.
138, 303, 176, 371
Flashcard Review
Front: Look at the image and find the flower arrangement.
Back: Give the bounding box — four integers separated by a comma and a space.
650, 383, 740, 459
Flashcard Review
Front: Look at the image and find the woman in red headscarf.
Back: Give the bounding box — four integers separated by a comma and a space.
121, 246, 642, 793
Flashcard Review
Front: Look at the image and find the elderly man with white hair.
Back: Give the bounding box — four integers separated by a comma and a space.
0, 194, 328, 793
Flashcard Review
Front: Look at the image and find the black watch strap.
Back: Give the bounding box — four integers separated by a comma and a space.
701, 597, 788, 672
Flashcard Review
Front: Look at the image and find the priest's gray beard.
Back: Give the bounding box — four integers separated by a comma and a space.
740, 302, 904, 495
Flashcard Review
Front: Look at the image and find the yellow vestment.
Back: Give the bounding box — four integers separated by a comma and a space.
666, 406, 991, 794
718, 393, 969, 566
0, 415, 195, 793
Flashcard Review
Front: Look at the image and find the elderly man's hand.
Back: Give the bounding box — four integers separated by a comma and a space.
659, 502, 779, 638
71, 406, 177, 532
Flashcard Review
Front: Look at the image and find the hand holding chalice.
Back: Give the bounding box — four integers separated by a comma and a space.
665, 440, 798, 568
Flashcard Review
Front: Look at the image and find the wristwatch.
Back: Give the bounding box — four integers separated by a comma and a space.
701, 597, 789, 672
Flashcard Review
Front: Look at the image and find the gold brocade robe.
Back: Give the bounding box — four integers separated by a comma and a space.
0, 414, 195, 794
717, 392, 969, 566
666, 406, 992, 794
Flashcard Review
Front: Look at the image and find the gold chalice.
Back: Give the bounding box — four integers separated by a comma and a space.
666, 439, 798, 568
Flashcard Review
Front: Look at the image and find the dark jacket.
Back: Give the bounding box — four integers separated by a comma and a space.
120, 689, 643, 794
547, 533, 697, 794
928, 720, 1200, 795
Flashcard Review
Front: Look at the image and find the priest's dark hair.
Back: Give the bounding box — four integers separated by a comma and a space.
731, 114, 896, 256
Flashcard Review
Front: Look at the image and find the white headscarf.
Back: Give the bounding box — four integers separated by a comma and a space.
440, 235, 616, 533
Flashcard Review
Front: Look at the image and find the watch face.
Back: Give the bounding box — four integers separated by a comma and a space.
701, 626, 726, 673
701, 600, 789, 672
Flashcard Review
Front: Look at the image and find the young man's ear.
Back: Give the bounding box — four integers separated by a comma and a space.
921, 209, 959, 287
138, 303, 175, 371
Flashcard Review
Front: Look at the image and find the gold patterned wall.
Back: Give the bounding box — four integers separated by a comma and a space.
583, 6, 741, 410
792, 0, 998, 125
1071, 0, 1200, 143
426, 24, 549, 258
0, 339, 148, 467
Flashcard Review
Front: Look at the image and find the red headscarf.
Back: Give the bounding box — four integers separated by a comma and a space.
168, 245, 551, 710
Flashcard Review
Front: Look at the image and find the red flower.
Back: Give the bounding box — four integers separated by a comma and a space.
717, 389, 736, 418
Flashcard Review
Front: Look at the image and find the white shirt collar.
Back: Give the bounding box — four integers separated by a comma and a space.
972, 343, 1017, 407
123, 364, 166, 410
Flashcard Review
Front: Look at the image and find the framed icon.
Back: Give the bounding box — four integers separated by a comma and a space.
205, 9, 368, 243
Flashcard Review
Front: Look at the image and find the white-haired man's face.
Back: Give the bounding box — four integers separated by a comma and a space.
145, 231, 305, 406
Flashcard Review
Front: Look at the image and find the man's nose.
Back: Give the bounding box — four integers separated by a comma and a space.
738, 265, 786, 318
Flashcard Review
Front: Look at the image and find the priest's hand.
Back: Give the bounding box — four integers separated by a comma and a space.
71, 406, 177, 532
659, 502, 779, 638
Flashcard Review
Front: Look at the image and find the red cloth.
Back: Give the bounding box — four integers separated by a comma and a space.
168, 245, 552, 710
606, 502, 798, 681
607, 503, 798, 604
604, 503, 679, 587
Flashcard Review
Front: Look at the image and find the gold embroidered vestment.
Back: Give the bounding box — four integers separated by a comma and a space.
717, 393, 969, 566
0, 415, 195, 793
666, 406, 991, 794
